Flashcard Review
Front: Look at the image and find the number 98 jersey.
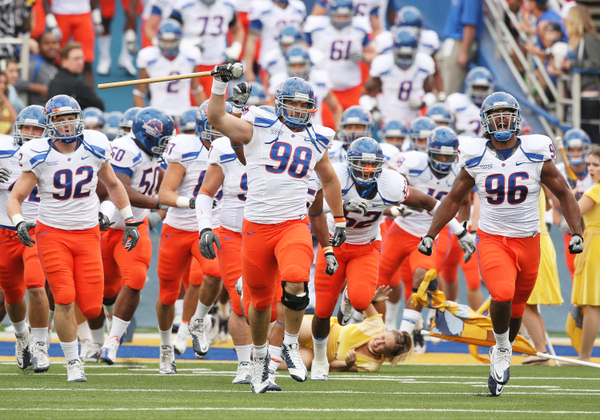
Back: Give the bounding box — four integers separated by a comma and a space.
460, 135, 555, 238
18, 130, 111, 230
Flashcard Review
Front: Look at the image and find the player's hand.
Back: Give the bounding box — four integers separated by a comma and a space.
323, 247, 338, 276
372, 286, 392, 302
16, 221, 36, 247
569, 233, 584, 254
213, 63, 243, 83
189, 197, 196, 209
345, 349, 357, 367
125, 29, 139, 55
199, 228, 221, 260
224, 41, 243, 63
330, 226, 346, 247
390, 205, 417, 217
156, 201, 169, 210
98, 212, 114, 231
45, 13, 62, 41
231, 81, 252, 107
146, 212, 163, 231
408, 98, 426, 110
418, 235, 434, 256
558, 218, 572, 234
456, 222, 477, 263
348, 50, 363, 63
343, 198, 368, 215
123, 221, 142, 251
92, 8, 103, 35
0, 167, 12, 183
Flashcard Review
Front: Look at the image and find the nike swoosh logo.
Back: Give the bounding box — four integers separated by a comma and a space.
342, 313, 353, 325
225, 237, 234, 240
515, 162, 529, 166
42, 231, 50, 235
81, 156, 90, 160
165, 234, 173, 237
247, 232, 256, 235
496, 384, 503, 393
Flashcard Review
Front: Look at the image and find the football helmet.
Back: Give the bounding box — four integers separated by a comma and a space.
393, 28, 418, 70
82, 107, 105, 130
118, 107, 142, 137
44, 95, 84, 143
395, 6, 423, 31
480, 91, 521, 142
409, 116, 436, 152
347, 137, 384, 187
285, 44, 312, 80
329, 0, 354, 30
14, 105, 46, 146
157, 19, 182, 59
196, 100, 233, 142
466, 67, 494, 106
278, 25, 303, 52
426, 103, 454, 127
274, 77, 317, 129
179, 108, 198, 133
381, 119, 409, 149
339, 106, 373, 145
563, 128, 592, 166
247, 82, 267, 106
103, 111, 123, 141
427, 126, 459, 174
132, 107, 175, 156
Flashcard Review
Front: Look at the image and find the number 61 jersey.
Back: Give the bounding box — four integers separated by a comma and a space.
459, 135, 555, 238
241, 106, 335, 224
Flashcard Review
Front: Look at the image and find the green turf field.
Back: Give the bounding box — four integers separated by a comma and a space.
1, 362, 599, 419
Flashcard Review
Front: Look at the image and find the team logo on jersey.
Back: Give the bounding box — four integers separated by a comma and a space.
480, 164, 493, 169
142, 119, 163, 137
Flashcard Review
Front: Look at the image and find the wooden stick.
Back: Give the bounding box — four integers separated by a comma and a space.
554, 136, 578, 181
98, 70, 214, 90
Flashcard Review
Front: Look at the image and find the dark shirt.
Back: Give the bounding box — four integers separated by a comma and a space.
47, 67, 105, 110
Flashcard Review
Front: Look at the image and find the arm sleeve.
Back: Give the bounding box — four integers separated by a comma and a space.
460, 0, 482, 27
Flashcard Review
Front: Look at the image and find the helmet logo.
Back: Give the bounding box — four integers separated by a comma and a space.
294, 92, 309, 101
142, 119, 163, 137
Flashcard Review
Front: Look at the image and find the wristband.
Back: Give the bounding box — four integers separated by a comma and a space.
231, 143, 243, 149
191, 85, 204, 95
11, 214, 25, 227
323, 246, 333, 254
429, 201, 441, 215
119, 205, 134, 221
308, 210, 324, 217
124, 217, 136, 224
200, 186, 215, 198
390, 206, 400, 217
232, 103, 244, 113
133, 88, 145, 98
334, 217, 346, 228
92, 8, 102, 25
46, 13, 58, 29
176, 196, 192, 208
211, 80, 228, 96
447, 218, 463, 235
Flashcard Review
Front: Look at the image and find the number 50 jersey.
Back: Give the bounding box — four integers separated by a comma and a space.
241, 106, 335, 224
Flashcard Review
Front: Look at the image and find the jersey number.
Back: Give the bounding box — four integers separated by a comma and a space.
485, 172, 529, 205
398, 81, 412, 101
197, 16, 224, 36
266, 142, 312, 179
167, 71, 180, 94
344, 210, 382, 229
9, 180, 40, 203
238, 173, 248, 201
139, 167, 161, 196
331, 40, 352, 61
53, 167, 94, 200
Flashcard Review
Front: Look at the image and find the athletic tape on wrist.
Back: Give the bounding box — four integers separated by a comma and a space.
211, 80, 228, 96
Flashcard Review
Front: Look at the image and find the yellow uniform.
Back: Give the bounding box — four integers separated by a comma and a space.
572, 183, 600, 306
527, 189, 563, 305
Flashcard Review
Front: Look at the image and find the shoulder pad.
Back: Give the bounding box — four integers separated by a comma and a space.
398, 150, 428, 173
415, 52, 435, 74
18, 138, 51, 171
458, 139, 488, 168
209, 137, 238, 165
378, 169, 409, 205
242, 106, 277, 127
82, 130, 111, 160
313, 124, 335, 145
111, 136, 144, 167
0, 136, 17, 159
519, 134, 555, 162
165, 134, 203, 163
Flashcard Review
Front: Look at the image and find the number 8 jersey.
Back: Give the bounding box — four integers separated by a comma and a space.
459, 135, 555, 238
241, 106, 335, 224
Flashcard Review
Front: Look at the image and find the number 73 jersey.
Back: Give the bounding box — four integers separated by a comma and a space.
459, 135, 555, 238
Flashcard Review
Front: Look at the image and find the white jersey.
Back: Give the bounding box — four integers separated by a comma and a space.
445, 93, 483, 135
207, 137, 247, 233
0, 136, 39, 228
395, 150, 459, 237
556, 162, 594, 197
460, 135, 555, 238
249, 0, 306, 68
374, 28, 440, 56
370, 52, 434, 124
328, 140, 347, 164
143, 0, 175, 19
307, 21, 370, 90
136, 45, 202, 117
51, 0, 90, 15
312, 0, 383, 32
379, 142, 403, 171
18, 131, 111, 230
173, 0, 237, 65
268, 69, 331, 126
241, 106, 334, 224
306, 176, 322, 210
110, 135, 162, 230
330, 162, 408, 245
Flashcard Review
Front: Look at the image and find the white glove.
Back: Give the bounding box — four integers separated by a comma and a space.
348, 50, 363, 63
92, 8, 104, 36
456, 222, 477, 263
0, 167, 12, 183
46, 14, 62, 41
408, 98, 425, 110
568, 234, 584, 254
343, 197, 369, 215
418, 235, 434, 256
146, 212, 163, 231
224, 41, 243, 63
323, 247, 338, 275
125, 29, 139, 55
390, 205, 417, 217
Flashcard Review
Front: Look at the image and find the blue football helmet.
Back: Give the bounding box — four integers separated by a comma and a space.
259, 105, 276, 114
427, 126, 459, 174
381, 119, 408, 149
179, 108, 198, 133
426, 103, 454, 127
103, 111, 123, 141
274, 77, 317, 129
395, 6, 423, 30
409, 116, 436, 152
339, 106, 373, 145
285, 44, 311, 80
157, 19, 182, 59
563, 128, 592, 166
196, 100, 233, 142
132, 108, 174, 156
329, 0, 354, 29
14, 105, 46, 146
393, 28, 418, 70
480, 91, 521, 142
278, 25, 303, 51
118, 107, 142, 137
44, 95, 85, 143
82, 107, 105, 130
347, 137, 385, 186
466, 67, 494, 106
247, 82, 267, 106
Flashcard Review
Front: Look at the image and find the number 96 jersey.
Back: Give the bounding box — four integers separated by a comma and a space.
460, 135, 555, 238
241, 106, 334, 224
330, 163, 409, 245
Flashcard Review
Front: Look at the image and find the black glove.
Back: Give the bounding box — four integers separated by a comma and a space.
230, 81, 252, 107
98, 212, 113, 231
189, 197, 196, 210
199, 228, 221, 260
418, 235, 434, 256
16, 221, 36, 247
213, 63, 243, 83
330, 226, 346, 247
324, 248, 338, 275
343, 198, 368, 215
123, 221, 143, 251
569, 233, 584, 254
0, 167, 12, 183
456, 221, 477, 263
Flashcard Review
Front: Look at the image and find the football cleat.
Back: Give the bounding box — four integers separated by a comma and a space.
207, 314, 220, 346
99, 335, 120, 365
282, 342, 307, 382
412, 329, 426, 355
15, 331, 32, 370
159, 345, 177, 374
82, 341, 102, 363
79, 338, 92, 359
31, 341, 50, 373
251, 353, 270, 394
311, 360, 329, 381
489, 345, 511, 385
488, 374, 504, 396
190, 318, 210, 357
232, 361, 252, 384
67, 359, 87, 382
267, 369, 282, 392
117, 50, 136, 77
337, 287, 354, 326
173, 333, 188, 356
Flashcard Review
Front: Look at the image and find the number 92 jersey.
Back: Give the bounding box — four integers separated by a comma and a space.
18, 130, 111, 230
330, 162, 408, 245
241, 106, 334, 224
459, 135, 555, 238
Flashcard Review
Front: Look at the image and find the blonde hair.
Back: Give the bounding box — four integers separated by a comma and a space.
386, 330, 413, 366
567, 5, 598, 50
589, 145, 600, 161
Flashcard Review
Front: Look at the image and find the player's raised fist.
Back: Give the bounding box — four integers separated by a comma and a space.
213, 63, 244, 83
232, 82, 252, 106
569, 233, 584, 254
418, 235, 434, 256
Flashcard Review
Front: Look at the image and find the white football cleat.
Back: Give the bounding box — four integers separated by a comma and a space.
337, 287, 354, 326
267, 369, 282, 392
251, 353, 270, 394
310, 359, 329, 381
79, 338, 92, 359
159, 345, 177, 374
99, 336, 120, 365
232, 361, 252, 384
173, 333, 188, 356
67, 359, 87, 382
489, 345, 511, 385
31, 341, 50, 373
15, 331, 32, 370
206, 314, 220, 346
189, 318, 209, 357
82, 342, 102, 363
117, 51, 136, 77
282, 342, 307, 382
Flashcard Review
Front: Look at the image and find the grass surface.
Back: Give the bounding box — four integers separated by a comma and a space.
1, 362, 599, 419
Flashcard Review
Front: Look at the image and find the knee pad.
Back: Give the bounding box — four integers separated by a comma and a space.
81, 304, 102, 319
281, 282, 309, 311
2, 286, 25, 305
492, 282, 515, 303
102, 295, 117, 306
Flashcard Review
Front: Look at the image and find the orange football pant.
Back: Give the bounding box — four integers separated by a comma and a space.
563, 232, 576, 280
435, 226, 481, 290
217, 227, 244, 316
55, 13, 95, 62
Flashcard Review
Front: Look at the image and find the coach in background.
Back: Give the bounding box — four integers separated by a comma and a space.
48, 42, 104, 111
